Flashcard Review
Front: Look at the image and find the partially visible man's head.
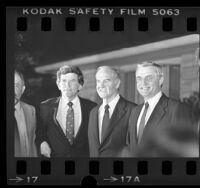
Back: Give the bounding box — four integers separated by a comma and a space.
96, 66, 120, 103
136, 62, 164, 101
15, 70, 25, 104
56, 65, 84, 101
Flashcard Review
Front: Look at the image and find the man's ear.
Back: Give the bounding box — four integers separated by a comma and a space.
116, 79, 120, 89
22, 85, 26, 95
159, 75, 164, 87
78, 84, 83, 91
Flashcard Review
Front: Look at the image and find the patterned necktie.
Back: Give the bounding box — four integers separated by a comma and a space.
66, 102, 74, 145
138, 102, 149, 144
101, 104, 110, 142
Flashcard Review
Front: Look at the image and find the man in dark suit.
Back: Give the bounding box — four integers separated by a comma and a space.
88, 66, 137, 157
37, 65, 96, 157
123, 62, 199, 157
14, 70, 38, 157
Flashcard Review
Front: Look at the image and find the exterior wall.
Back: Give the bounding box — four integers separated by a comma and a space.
79, 51, 199, 104
180, 54, 199, 100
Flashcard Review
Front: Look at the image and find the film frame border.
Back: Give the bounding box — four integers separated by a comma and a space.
5, 5, 200, 186
8, 158, 200, 185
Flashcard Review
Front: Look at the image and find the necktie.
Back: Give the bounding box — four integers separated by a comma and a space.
101, 104, 110, 142
138, 102, 149, 144
66, 102, 74, 145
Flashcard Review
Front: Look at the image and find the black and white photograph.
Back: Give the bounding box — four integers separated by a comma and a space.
6, 6, 200, 185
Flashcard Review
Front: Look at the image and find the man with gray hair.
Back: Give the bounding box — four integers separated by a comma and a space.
124, 61, 199, 157
37, 65, 96, 157
88, 66, 137, 157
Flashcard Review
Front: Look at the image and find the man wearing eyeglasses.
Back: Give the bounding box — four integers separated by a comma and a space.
14, 70, 38, 157
123, 61, 199, 157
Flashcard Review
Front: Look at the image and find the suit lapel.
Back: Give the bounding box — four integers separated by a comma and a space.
142, 94, 168, 139
21, 102, 31, 140
72, 97, 90, 145
100, 97, 127, 149
94, 104, 101, 146
72, 97, 83, 144
51, 97, 70, 144
52, 97, 61, 128
14, 115, 21, 156
132, 105, 143, 145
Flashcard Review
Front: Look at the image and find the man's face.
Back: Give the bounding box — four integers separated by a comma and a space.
15, 73, 25, 103
136, 66, 164, 100
96, 69, 120, 102
57, 73, 82, 101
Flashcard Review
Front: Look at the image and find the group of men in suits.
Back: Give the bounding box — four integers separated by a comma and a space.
14, 62, 199, 158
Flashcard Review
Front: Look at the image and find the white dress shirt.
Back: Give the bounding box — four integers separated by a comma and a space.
137, 92, 162, 136
98, 94, 120, 143
56, 96, 82, 137
15, 102, 30, 156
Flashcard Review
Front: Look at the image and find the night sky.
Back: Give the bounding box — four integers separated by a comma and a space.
7, 7, 199, 68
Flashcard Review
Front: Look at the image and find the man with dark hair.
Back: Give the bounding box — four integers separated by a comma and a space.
88, 66, 137, 157
37, 65, 96, 157
14, 70, 38, 157
123, 61, 199, 157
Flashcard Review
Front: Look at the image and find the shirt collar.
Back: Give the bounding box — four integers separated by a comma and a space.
145, 91, 162, 107
61, 95, 79, 106
103, 94, 120, 109
15, 101, 21, 111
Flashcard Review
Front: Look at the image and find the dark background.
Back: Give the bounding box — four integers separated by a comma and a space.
6, 7, 200, 113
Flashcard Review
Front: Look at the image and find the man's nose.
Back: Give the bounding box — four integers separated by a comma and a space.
141, 78, 148, 86
64, 82, 71, 87
98, 81, 105, 88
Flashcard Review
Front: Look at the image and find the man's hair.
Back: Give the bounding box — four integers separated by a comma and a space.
15, 70, 25, 86
96, 66, 121, 80
136, 61, 164, 77
56, 65, 84, 86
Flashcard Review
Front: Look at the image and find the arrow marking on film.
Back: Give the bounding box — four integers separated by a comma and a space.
103, 176, 118, 182
8, 177, 24, 183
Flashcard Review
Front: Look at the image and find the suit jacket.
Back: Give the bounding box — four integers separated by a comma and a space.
123, 94, 199, 157
88, 96, 137, 157
15, 101, 38, 157
36, 96, 96, 157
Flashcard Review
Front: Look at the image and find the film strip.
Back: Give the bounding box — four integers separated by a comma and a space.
9, 159, 200, 185
6, 6, 200, 186
16, 15, 198, 32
